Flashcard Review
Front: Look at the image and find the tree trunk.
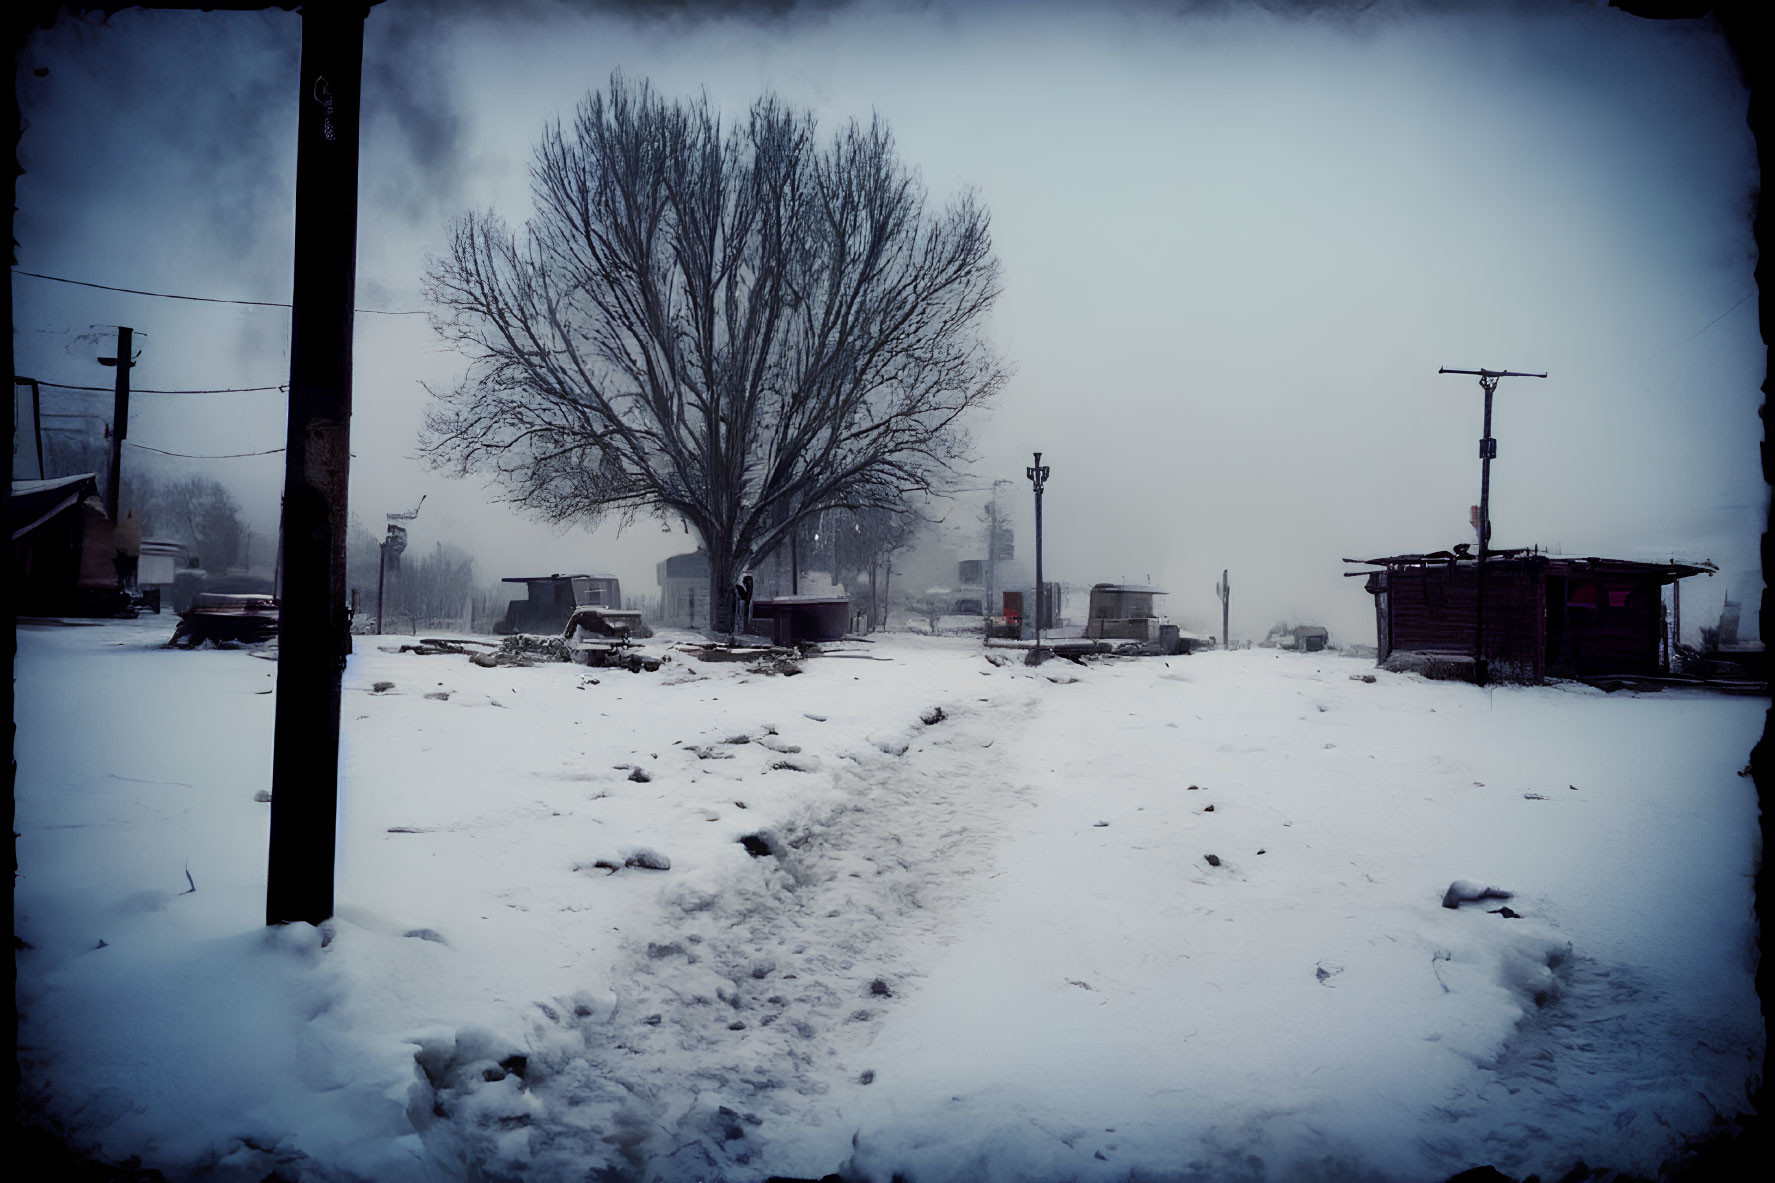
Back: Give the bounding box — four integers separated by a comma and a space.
708, 552, 737, 635
880, 561, 892, 630
868, 559, 878, 634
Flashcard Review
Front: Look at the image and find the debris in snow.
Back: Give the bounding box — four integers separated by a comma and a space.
404, 928, 448, 944
1204, 854, 1221, 867
1349, 673, 1377, 683
859, 1069, 876, 1085
470, 653, 499, 668
1203, 804, 1215, 813
921, 706, 947, 726
876, 739, 910, 757
398, 638, 490, 657
1441, 880, 1514, 909
739, 835, 774, 858
692, 745, 734, 760
804, 713, 827, 722
1488, 907, 1522, 919
757, 737, 802, 754
622, 848, 672, 871
1093, 821, 1109, 828
869, 978, 893, 997
722, 734, 752, 745
590, 860, 621, 875
746, 653, 802, 676
643, 1013, 662, 1025
1256, 848, 1266, 855
1523, 792, 1547, 800
497, 634, 572, 664
1570, 784, 1579, 791
370, 681, 394, 694
627, 767, 653, 783
253, 789, 272, 803
424, 690, 451, 701
1315, 962, 1344, 986
1186, 784, 1199, 791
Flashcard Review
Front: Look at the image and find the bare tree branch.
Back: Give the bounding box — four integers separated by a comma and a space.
422, 73, 1007, 629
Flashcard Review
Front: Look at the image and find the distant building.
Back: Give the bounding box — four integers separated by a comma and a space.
494, 574, 623, 635
1348, 547, 1713, 682
1084, 584, 1167, 641
1293, 625, 1330, 652
657, 550, 712, 629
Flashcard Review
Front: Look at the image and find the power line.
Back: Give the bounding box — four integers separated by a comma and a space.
126, 441, 285, 459
11, 268, 427, 316
1634, 288, 1757, 370
1664, 288, 1755, 352
21, 377, 286, 395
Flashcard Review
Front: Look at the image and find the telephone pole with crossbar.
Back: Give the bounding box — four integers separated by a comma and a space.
1437, 366, 1547, 686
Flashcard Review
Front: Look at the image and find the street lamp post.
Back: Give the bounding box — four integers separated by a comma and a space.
1025, 451, 1050, 665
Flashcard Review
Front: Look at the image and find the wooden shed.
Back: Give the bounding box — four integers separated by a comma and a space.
1084, 584, 1167, 642
656, 550, 712, 629
495, 573, 623, 635
1346, 547, 1714, 683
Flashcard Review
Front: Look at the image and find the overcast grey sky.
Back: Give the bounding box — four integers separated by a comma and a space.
12, 0, 1763, 642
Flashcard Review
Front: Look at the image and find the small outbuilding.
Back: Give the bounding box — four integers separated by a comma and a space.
1293, 625, 1330, 652
1346, 547, 1714, 683
656, 550, 712, 629
1084, 583, 1167, 642
10, 473, 129, 616
495, 573, 624, 635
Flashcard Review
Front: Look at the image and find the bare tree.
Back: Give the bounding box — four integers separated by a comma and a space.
423, 74, 1007, 630
137, 475, 247, 572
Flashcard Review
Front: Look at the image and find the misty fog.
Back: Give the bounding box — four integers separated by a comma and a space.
12, 0, 1762, 646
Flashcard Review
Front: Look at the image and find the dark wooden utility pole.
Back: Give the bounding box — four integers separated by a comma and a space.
1674, 578, 1682, 659
1438, 366, 1546, 686
1025, 452, 1050, 664
1216, 569, 1230, 650
98, 325, 133, 521
266, 3, 367, 926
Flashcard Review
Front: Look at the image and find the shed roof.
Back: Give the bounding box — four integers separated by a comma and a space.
1342, 545, 1714, 583
660, 551, 710, 577
10, 473, 101, 540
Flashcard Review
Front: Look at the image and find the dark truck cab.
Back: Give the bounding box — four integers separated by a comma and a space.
494, 574, 624, 635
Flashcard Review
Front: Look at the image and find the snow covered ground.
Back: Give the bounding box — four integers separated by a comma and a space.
14, 617, 1765, 1182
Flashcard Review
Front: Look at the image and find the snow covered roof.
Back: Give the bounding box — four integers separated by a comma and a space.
9, 472, 102, 540
1342, 546, 1715, 582
11, 472, 101, 497
500, 573, 619, 583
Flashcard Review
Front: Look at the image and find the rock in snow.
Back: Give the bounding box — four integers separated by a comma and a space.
1441, 879, 1514, 909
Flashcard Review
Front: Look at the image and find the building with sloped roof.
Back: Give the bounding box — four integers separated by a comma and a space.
1346, 546, 1714, 683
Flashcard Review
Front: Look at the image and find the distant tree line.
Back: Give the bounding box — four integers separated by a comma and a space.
120, 472, 252, 574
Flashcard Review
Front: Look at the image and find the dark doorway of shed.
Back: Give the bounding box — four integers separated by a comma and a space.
1545, 575, 1566, 672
